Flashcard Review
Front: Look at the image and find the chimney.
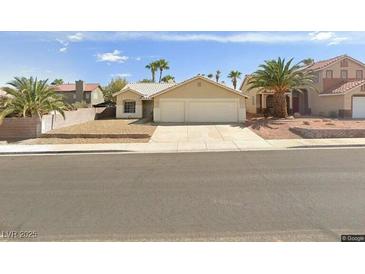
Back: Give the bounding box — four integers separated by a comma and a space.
75, 80, 84, 102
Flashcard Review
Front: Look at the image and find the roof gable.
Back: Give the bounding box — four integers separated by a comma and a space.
113, 83, 176, 99
307, 55, 365, 71
151, 76, 247, 98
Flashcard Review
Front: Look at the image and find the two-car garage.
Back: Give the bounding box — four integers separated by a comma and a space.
159, 99, 240, 123
153, 76, 247, 123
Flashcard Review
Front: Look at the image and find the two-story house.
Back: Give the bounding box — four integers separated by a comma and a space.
54, 80, 105, 106
241, 55, 365, 118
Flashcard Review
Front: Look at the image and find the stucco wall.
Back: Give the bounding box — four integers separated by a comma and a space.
115, 90, 143, 119
91, 87, 105, 105
309, 93, 344, 116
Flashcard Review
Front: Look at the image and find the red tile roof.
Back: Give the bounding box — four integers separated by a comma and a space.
322, 80, 365, 95
54, 83, 100, 92
306, 55, 346, 71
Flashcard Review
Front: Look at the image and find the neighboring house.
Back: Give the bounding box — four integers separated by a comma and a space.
54, 80, 104, 106
241, 54, 365, 118
113, 76, 247, 122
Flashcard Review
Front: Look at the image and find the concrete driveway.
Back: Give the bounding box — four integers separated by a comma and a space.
150, 124, 265, 144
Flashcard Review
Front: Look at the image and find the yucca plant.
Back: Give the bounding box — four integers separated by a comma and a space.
0, 77, 67, 123
248, 58, 315, 118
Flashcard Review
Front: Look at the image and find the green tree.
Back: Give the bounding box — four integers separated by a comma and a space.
51, 78, 64, 85
156, 59, 170, 83
302, 58, 315, 66
138, 79, 154, 83
248, 58, 315, 118
0, 77, 66, 121
103, 77, 128, 102
145, 62, 158, 83
161, 75, 175, 83
207, 73, 213, 79
215, 70, 221, 82
228, 70, 242, 89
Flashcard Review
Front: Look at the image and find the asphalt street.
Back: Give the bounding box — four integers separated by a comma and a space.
0, 149, 364, 241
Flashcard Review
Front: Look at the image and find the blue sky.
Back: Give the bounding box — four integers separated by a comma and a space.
1, 31, 365, 87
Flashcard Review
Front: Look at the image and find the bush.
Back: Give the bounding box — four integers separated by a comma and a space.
329, 111, 338, 118
72, 101, 89, 109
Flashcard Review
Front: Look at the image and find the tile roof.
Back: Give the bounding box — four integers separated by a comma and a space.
54, 83, 100, 92
122, 83, 176, 98
306, 55, 346, 71
322, 80, 365, 95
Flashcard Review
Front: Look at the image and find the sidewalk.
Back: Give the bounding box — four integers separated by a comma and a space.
1, 138, 365, 154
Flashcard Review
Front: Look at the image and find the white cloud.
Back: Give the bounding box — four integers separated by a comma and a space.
67, 32, 84, 42
309, 31, 348, 45
135, 57, 141, 61
111, 73, 132, 78
96, 50, 128, 63
59, 47, 67, 52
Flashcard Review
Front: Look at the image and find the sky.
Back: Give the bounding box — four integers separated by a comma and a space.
1, 31, 365, 87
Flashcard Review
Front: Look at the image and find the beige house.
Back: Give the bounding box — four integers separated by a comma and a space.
241, 55, 365, 118
113, 76, 247, 122
54, 80, 105, 106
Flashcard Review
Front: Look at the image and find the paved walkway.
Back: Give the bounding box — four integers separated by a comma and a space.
1, 137, 365, 154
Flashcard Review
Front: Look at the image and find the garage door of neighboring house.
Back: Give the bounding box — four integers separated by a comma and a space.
352, 96, 365, 118
159, 99, 239, 122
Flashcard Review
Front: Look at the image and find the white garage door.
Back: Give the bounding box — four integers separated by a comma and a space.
352, 97, 365, 118
159, 99, 239, 122
187, 101, 238, 122
160, 101, 185, 122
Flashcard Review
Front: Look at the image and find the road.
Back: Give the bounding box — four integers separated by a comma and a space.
0, 149, 364, 241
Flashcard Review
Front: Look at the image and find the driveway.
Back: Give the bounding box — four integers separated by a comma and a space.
150, 124, 265, 143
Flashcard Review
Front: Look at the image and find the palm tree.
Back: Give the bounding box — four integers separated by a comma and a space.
161, 75, 175, 83
145, 62, 158, 82
248, 58, 315, 118
0, 77, 67, 122
215, 70, 221, 82
156, 59, 170, 83
207, 74, 213, 79
228, 70, 242, 89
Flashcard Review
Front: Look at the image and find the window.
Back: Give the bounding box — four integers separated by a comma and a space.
85, 93, 90, 99
340, 59, 348, 67
325, 70, 333, 79
356, 70, 363, 80
341, 70, 348, 79
313, 72, 320, 83
361, 85, 365, 92
72, 94, 76, 99
124, 101, 136, 113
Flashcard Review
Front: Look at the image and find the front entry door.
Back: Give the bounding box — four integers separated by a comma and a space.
293, 96, 300, 113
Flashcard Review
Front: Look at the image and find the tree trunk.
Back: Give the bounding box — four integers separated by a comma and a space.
272, 92, 288, 118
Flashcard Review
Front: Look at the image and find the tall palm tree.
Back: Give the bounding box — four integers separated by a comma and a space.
215, 70, 221, 82
161, 75, 175, 83
156, 59, 170, 83
248, 58, 315, 118
145, 62, 158, 82
0, 77, 67, 122
228, 70, 242, 89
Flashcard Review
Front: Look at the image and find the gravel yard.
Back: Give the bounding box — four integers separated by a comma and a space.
21, 119, 156, 144
246, 116, 365, 139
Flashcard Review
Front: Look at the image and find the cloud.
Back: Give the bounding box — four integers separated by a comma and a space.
67, 32, 84, 42
135, 57, 141, 61
111, 73, 132, 78
59, 47, 67, 52
96, 50, 128, 63
309, 31, 348, 45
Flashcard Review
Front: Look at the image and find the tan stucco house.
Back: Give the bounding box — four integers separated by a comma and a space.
241, 55, 365, 118
113, 76, 247, 122
54, 80, 105, 106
